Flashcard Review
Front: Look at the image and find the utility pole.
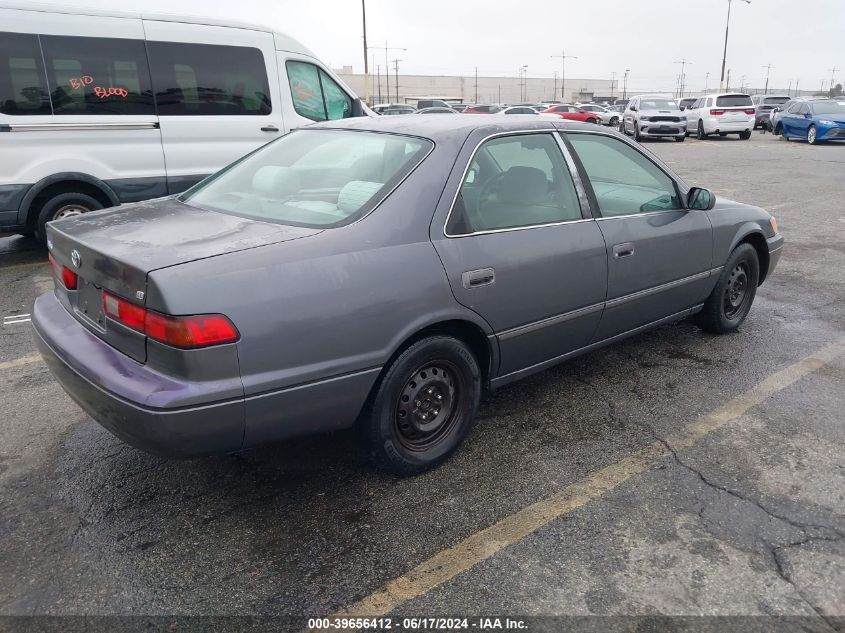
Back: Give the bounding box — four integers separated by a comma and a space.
376, 65, 381, 104
787, 78, 792, 96
518, 65, 527, 102
361, 0, 369, 105
474, 67, 478, 103
726, 68, 731, 91
610, 71, 616, 99
369, 42, 406, 104
795, 78, 799, 96
762, 63, 774, 94
674, 59, 692, 98
553, 71, 558, 99
550, 51, 577, 101
740, 74, 746, 92
392, 58, 401, 103
705, 71, 710, 94
622, 69, 630, 100
498, 84, 501, 104
820, 79, 826, 95
829, 66, 839, 97
719, 0, 751, 92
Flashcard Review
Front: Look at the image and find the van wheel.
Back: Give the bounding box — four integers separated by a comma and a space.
35, 192, 103, 246
359, 336, 481, 475
696, 243, 759, 334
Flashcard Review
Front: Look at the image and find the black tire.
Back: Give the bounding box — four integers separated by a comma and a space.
739, 130, 751, 140
589, 117, 600, 125
35, 192, 102, 246
674, 135, 685, 142
697, 121, 708, 140
633, 122, 642, 142
359, 336, 481, 475
696, 243, 760, 334
619, 119, 628, 135
719, 132, 727, 137
609, 116, 619, 127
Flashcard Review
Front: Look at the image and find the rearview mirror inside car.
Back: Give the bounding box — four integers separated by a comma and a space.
688, 187, 716, 211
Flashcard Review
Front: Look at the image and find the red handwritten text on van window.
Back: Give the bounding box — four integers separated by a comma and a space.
94, 86, 129, 99
68, 76, 94, 90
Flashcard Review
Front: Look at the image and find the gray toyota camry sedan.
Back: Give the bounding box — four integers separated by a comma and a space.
33, 116, 783, 475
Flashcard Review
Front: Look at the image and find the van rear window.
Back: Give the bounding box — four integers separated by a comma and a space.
716, 95, 753, 107
0, 32, 51, 115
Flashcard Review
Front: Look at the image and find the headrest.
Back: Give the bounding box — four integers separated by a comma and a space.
337, 181, 383, 213
252, 166, 301, 197
498, 167, 548, 205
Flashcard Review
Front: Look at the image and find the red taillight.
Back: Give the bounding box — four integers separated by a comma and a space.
48, 253, 78, 290
744, 108, 755, 115
710, 109, 726, 116
102, 291, 238, 349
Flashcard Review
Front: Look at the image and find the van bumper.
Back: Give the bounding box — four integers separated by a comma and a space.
31, 292, 246, 457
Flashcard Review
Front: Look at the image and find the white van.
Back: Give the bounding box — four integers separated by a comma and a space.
0, 2, 366, 243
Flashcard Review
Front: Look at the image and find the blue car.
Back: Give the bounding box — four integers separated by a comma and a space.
780, 100, 845, 144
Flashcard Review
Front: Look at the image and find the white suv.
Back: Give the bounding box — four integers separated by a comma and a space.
619, 95, 687, 142
686, 93, 755, 140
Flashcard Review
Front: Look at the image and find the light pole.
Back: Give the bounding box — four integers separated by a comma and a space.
550, 51, 577, 102
719, 0, 751, 92
622, 69, 630, 100
369, 42, 406, 104
610, 71, 616, 99
829, 66, 839, 97
762, 63, 774, 94
518, 65, 528, 102
392, 58, 402, 103
740, 75, 746, 92
553, 71, 558, 99
361, 0, 369, 105
705, 71, 710, 94
674, 59, 692, 98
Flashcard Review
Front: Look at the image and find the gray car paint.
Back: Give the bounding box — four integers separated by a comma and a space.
34, 115, 783, 457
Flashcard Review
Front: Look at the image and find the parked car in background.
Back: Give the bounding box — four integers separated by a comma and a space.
415, 99, 452, 110
0, 1, 364, 245
678, 97, 697, 111
450, 103, 470, 112
779, 100, 845, 144
768, 97, 828, 134
415, 107, 457, 114
502, 106, 539, 115
614, 99, 630, 108
374, 104, 416, 115
685, 93, 754, 140
34, 116, 783, 475
620, 95, 686, 142
751, 95, 791, 129
578, 103, 620, 127
542, 104, 601, 124
463, 104, 502, 114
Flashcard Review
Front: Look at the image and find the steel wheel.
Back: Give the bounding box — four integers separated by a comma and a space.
723, 262, 751, 319
52, 204, 87, 221
394, 361, 462, 452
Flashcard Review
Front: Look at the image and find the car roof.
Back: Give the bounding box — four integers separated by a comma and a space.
309, 114, 598, 142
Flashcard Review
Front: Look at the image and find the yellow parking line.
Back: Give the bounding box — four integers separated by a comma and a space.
0, 353, 42, 372
338, 338, 845, 617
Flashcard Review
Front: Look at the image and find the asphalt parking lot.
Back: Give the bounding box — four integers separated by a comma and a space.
1, 131, 843, 631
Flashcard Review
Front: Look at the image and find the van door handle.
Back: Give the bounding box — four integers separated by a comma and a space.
613, 242, 635, 259
462, 268, 495, 289
261, 125, 279, 132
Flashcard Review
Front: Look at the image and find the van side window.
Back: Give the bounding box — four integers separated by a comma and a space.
40, 35, 154, 115
0, 32, 51, 115
286, 61, 352, 122
148, 42, 271, 116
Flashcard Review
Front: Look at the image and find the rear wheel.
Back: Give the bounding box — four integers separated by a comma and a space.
609, 116, 619, 127
35, 192, 103, 247
739, 130, 752, 140
359, 336, 481, 475
807, 125, 819, 145
697, 121, 708, 140
589, 117, 600, 125
696, 243, 760, 334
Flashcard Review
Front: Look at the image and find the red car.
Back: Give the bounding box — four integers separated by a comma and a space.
463, 104, 502, 114
542, 104, 601, 124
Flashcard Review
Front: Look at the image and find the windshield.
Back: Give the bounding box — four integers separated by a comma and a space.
716, 95, 753, 107
764, 97, 790, 105
181, 130, 432, 228
639, 99, 678, 110
811, 101, 845, 115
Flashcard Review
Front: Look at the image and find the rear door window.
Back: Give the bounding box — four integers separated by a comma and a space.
148, 42, 271, 116
40, 35, 154, 115
716, 95, 753, 107
0, 32, 51, 115
286, 61, 352, 122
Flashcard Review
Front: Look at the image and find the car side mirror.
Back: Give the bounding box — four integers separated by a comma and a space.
688, 187, 715, 211
803, 112, 812, 119
351, 98, 366, 117
772, 107, 780, 113
629, 106, 637, 112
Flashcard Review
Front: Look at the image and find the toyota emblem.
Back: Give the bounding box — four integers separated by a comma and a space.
70, 249, 82, 268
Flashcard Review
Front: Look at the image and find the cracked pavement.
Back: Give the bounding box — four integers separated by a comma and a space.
0, 133, 843, 629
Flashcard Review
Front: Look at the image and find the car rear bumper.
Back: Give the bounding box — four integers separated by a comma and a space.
32, 291, 246, 457
704, 118, 753, 133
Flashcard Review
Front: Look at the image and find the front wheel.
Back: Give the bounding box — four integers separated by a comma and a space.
609, 116, 619, 127
696, 243, 760, 334
359, 336, 481, 475
807, 125, 819, 145
633, 122, 642, 141
674, 135, 686, 142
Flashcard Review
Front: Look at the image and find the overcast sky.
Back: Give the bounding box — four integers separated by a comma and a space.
49, 0, 844, 93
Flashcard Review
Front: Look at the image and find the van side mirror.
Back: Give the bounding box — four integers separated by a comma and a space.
688, 187, 715, 211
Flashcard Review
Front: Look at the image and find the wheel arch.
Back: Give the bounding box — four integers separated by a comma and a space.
18, 173, 119, 228
732, 229, 770, 285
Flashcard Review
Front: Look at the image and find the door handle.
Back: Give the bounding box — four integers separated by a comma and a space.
613, 242, 635, 259
462, 268, 495, 289
261, 125, 280, 132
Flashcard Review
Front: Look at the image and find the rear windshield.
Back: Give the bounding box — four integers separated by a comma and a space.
181, 130, 432, 228
811, 101, 845, 114
764, 97, 790, 105
639, 99, 678, 110
716, 95, 753, 107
